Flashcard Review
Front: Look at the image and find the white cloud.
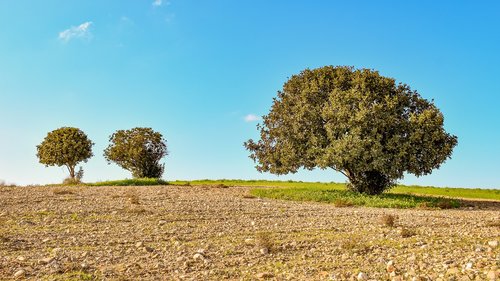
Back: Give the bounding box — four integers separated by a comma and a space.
58, 21, 93, 42
152, 0, 162, 6
244, 114, 261, 122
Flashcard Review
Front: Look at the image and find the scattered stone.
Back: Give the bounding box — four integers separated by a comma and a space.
387, 260, 396, 272
158, 220, 167, 225
486, 270, 498, 280
13, 270, 25, 278
42, 238, 50, 243
357, 272, 368, 280
1, 184, 499, 280
259, 248, 269, 255
193, 253, 204, 261
40, 257, 54, 264
488, 240, 498, 248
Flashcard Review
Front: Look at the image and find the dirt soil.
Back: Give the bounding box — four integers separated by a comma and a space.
0, 185, 499, 281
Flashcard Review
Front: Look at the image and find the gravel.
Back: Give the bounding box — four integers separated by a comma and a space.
0, 185, 498, 280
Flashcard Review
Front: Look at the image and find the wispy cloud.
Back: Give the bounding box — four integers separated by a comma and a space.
58, 21, 93, 42
244, 114, 261, 122
152, 0, 163, 6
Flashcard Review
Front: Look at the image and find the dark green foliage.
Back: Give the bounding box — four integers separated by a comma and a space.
104, 127, 168, 178
36, 127, 94, 181
245, 66, 458, 195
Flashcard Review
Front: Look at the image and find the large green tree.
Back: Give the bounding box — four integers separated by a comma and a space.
104, 127, 168, 178
37, 127, 94, 180
245, 66, 458, 195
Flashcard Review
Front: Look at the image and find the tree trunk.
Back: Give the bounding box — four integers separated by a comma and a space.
67, 165, 75, 179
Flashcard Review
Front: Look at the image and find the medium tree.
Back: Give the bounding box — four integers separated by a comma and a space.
37, 127, 94, 181
104, 127, 168, 178
244, 66, 458, 195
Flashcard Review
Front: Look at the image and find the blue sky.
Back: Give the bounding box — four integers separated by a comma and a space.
0, 1, 499, 188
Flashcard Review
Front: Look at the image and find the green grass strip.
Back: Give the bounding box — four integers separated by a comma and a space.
170, 179, 500, 201
87, 178, 168, 186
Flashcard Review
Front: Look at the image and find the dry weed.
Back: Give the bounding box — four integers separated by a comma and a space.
53, 187, 76, 195
380, 214, 397, 227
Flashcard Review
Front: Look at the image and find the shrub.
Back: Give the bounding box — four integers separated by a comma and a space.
104, 127, 168, 179
255, 232, 273, 252
37, 127, 94, 182
381, 214, 397, 227
400, 228, 416, 238
125, 191, 140, 205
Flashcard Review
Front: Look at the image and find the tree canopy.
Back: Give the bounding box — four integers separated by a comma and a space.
36, 127, 94, 180
245, 66, 458, 195
104, 127, 168, 179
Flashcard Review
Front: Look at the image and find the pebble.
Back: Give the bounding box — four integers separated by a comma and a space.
486, 270, 498, 280
158, 220, 167, 225
16, 256, 25, 262
193, 253, 204, 261
357, 272, 368, 280
387, 260, 396, 272
244, 238, 254, 244
13, 270, 25, 278
40, 257, 54, 264
488, 240, 498, 248
259, 248, 269, 255
135, 242, 143, 248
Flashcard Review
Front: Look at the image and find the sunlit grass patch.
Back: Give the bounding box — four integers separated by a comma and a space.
170, 179, 500, 201
249, 186, 462, 209
88, 178, 168, 186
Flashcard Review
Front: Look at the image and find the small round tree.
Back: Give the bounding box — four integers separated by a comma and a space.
37, 127, 94, 181
244, 66, 458, 195
104, 127, 168, 178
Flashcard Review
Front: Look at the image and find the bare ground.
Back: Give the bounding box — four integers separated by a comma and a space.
0, 185, 499, 281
